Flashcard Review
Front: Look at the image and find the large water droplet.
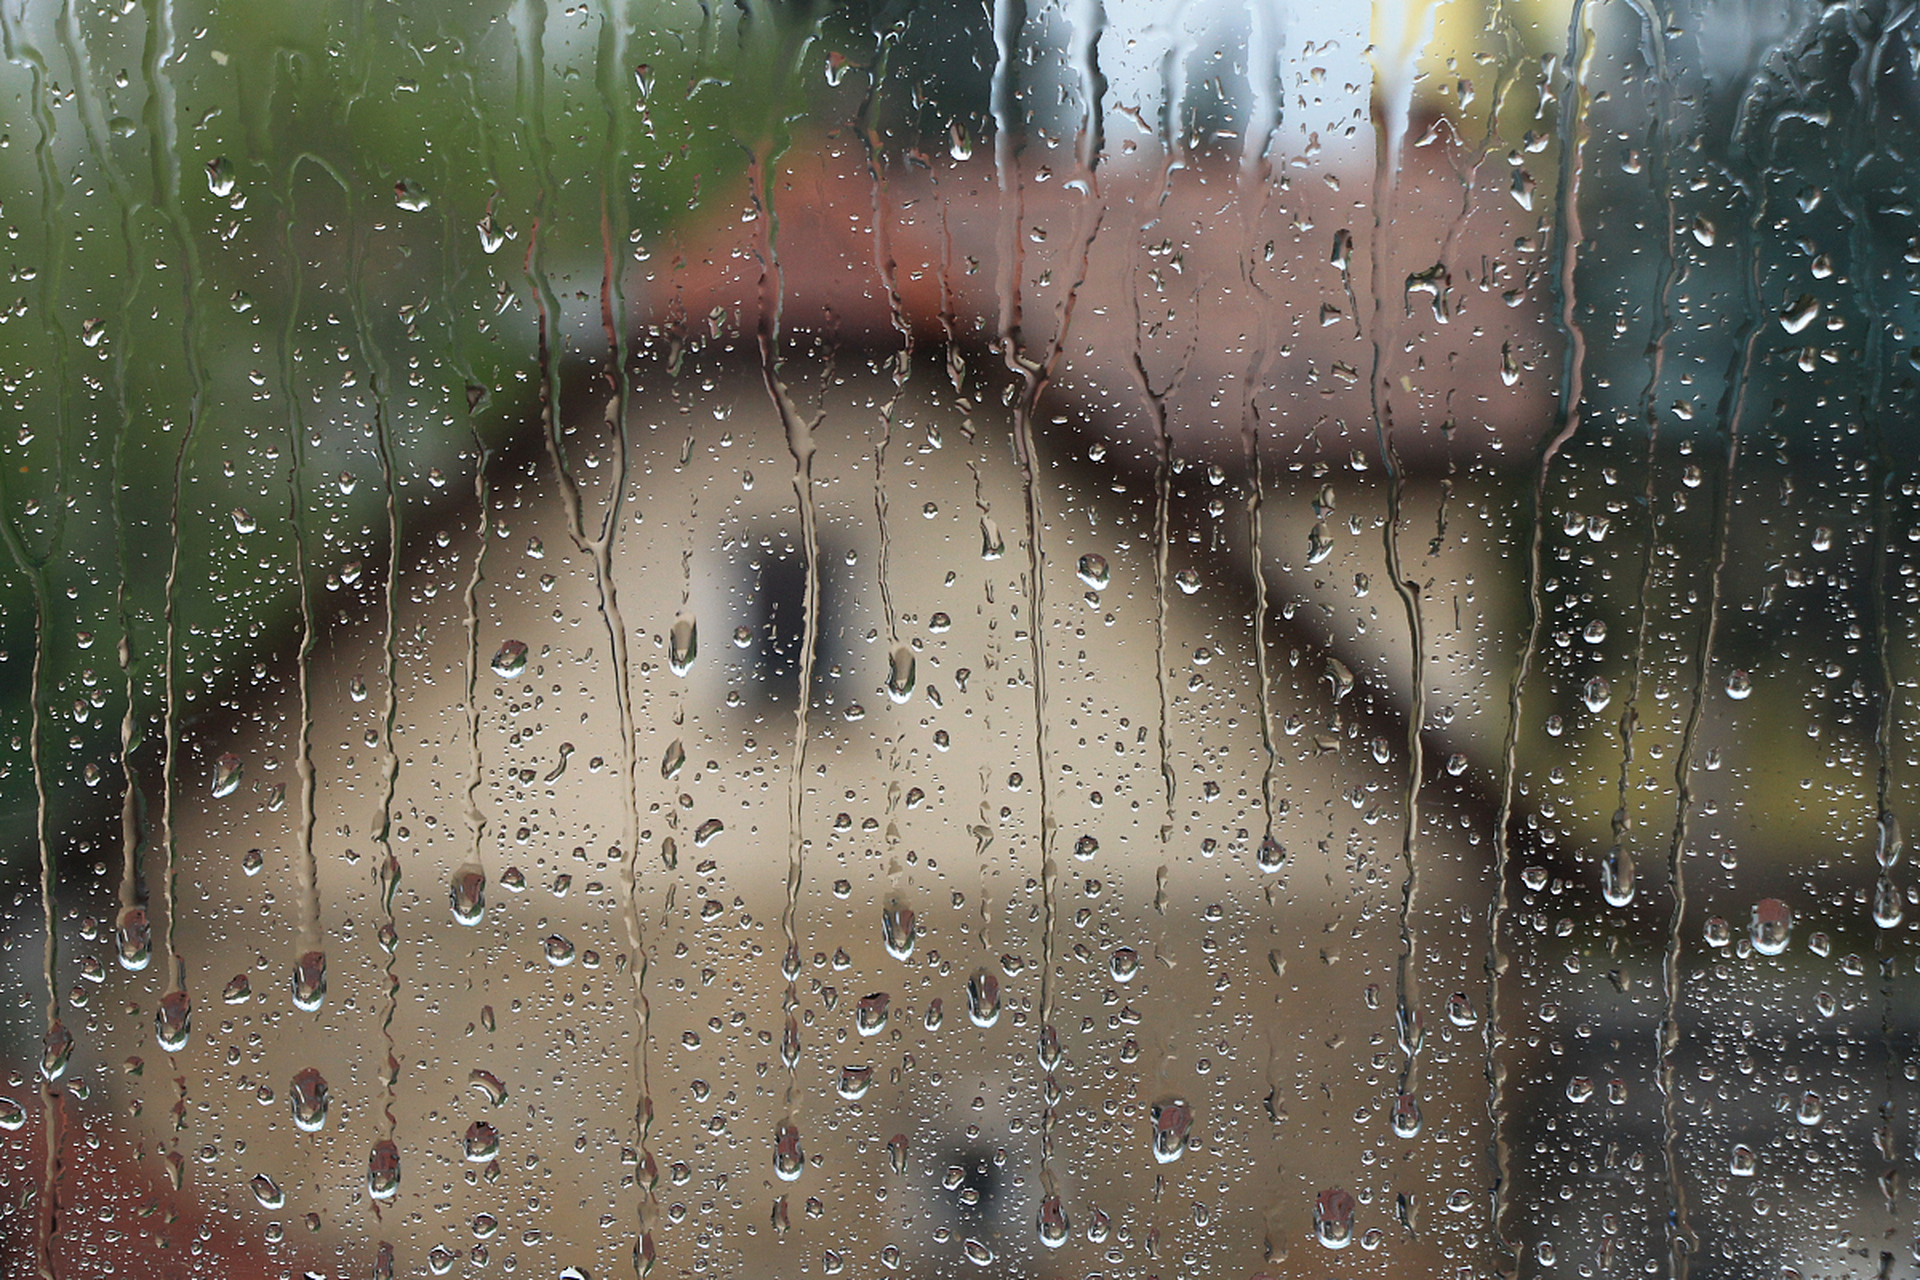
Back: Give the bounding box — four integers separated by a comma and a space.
837, 1065, 873, 1100
1037, 1195, 1070, 1248
155, 990, 192, 1052
1109, 947, 1140, 983
882, 897, 915, 960
1873, 877, 1904, 928
292, 950, 327, 1011
490, 640, 528, 679
1314, 1187, 1356, 1249
116, 905, 151, 971
1601, 845, 1635, 907
886, 644, 916, 703
1581, 676, 1611, 713
1150, 1097, 1192, 1163
544, 935, 577, 967
1076, 553, 1110, 590
856, 992, 891, 1036
1750, 898, 1792, 956
774, 1122, 804, 1181
451, 866, 486, 926
1725, 669, 1753, 700
369, 1140, 401, 1199
40, 1023, 72, 1081
212, 753, 244, 798
0, 1098, 25, 1131
1729, 1144, 1757, 1176
966, 969, 1000, 1027
465, 1121, 501, 1161
662, 738, 686, 781
291, 1067, 330, 1131
249, 1173, 285, 1209
1390, 1092, 1422, 1138
468, 1069, 507, 1107
669, 613, 698, 676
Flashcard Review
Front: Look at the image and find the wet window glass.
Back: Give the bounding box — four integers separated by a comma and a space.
0, 0, 1914, 1275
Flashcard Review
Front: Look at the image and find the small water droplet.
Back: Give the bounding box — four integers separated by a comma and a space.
490, 640, 528, 679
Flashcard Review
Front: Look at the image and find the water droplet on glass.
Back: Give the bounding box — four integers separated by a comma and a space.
669, 613, 698, 675
1726, 669, 1753, 700
856, 992, 891, 1036
1795, 1090, 1822, 1126
1780, 293, 1819, 334
924, 999, 944, 1031
394, 178, 430, 211
1729, 1144, 1757, 1176
887, 1133, 908, 1173
1447, 992, 1478, 1027
465, 1121, 501, 1161
661, 738, 686, 782
963, 1239, 994, 1266
1601, 845, 1635, 907
1173, 568, 1201, 594
1704, 916, 1731, 947
249, 1173, 285, 1209
1566, 1076, 1595, 1103
949, 120, 973, 161
1150, 1097, 1192, 1163
1037, 1195, 1070, 1247
774, 1122, 804, 1181
116, 906, 151, 971
292, 950, 327, 1011
1109, 947, 1140, 983
979, 519, 1004, 560
1076, 553, 1110, 590
544, 935, 576, 967
1582, 619, 1607, 643
1074, 835, 1099, 861
40, 1023, 72, 1081
882, 898, 915, 960
206, 156, 236, 196
886, 644, 916, 703
468, 1069, 507, 1106
1750, 898, 1792, 956
490, 640, 528, 679
1873, 877, 1904, 928
155, 990, 192, 1051
451, 866, 486, 926
1390, 1092, 1422, 1138
1581, 676, 1611, 713
837, 1065, 873, 1100
230, 507, 256, 534
693, 817, 724, 847
291, 1067, 330, 1132
966, 969, 1000, 1027
212, 753, 244, 798
369, 1140, 401, 1199
1314, 1187, 1356, 1249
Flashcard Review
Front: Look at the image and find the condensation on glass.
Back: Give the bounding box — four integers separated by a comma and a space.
0, 0, 1913, 1276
